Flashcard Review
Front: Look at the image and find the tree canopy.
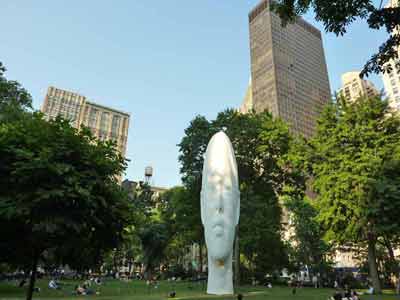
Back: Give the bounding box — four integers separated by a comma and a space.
308, 95, 400, 293
0, 62, 32, 122
125, 182, 174, 279
178, 109, 310, 279
0, 63, 133, 300
271, 0, 400, 77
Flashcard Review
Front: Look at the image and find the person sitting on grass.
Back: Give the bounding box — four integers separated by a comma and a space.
350, 290, 360, 300
83, 284, 95, 295
367, 285, 374, 295
48, 279, 60, 290
18, 278, 27, 287
168, 291, 176, 298
344, 286, 352, 299
345, 287, 360, 300
329, 288, 360, 300
75, 285, 86, 295
329, 289, 342, 300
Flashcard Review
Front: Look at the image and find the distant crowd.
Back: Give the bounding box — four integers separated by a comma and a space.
48, 277, 103, 296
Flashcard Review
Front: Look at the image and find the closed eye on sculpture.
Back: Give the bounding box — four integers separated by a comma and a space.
222, 188, 240, 201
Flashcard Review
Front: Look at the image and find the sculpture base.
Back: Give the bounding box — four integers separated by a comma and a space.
206, 287, 234, 295
207, 292, 234, 296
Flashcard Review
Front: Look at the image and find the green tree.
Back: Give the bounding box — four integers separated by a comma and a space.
178, 110, 302, 281
284, 195, 331, 272
127, 182, 173, 279
159, 186, 193, 269
270, 0, 400, 77
178, 115, 213, 270
0, 62, 32, 120
118, 225, 142, 275
231, 111, 289, 278
308, 95, 400, 293
138, 222, 170, 279
277, 136, 332, 273
0, 113, 133, 300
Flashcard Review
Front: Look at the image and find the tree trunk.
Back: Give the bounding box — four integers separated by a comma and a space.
144, 263, 152, 281
128, 260, 133, 276
368, 236, 382, 294
384, 237, 398, 274
199, 241, 203, 273
383, 237, 399, 287
26, 253, 39, 300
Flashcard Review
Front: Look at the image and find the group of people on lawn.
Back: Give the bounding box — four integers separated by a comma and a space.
330, 286, 361, 300
329, 281, 377, 300
48, 277, 102, 295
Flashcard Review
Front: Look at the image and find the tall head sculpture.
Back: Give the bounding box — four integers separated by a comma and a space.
200, 131, 240, 295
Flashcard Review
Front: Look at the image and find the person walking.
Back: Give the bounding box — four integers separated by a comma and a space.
312, 275, 318, 288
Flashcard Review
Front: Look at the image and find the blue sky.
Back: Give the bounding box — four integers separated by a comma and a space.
1, 0, 388, 188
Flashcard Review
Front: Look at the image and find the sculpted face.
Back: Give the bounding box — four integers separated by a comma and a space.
201, 132, 240, 261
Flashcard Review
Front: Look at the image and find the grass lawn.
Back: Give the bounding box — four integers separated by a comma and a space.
0, 279, 399, 300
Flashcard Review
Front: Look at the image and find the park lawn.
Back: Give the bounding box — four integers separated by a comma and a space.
0, 279, 399, 300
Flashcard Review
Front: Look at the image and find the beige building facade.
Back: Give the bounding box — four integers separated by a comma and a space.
41, 86, 130, 156
239, 81, 253, 114
382, 62, 400, 110
331, 246, 360, 268
381, 0, 400, 110
245, 0, 331, 138
338, 71, 380, 103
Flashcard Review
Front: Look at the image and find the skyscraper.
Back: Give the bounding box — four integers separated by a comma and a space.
245, 0, 331, 138
41, 86, 130, 156
239, 80, 253, 114
338, 71, 380, 102
381, 0, 400, 110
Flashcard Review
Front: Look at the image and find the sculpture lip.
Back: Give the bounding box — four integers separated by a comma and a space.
212, 220, 225, 236
213, 228, 224, 238
212, 219, 224, 229
213, 225, 223, 231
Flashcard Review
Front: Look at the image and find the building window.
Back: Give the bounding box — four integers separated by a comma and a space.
121, 117, 128, 135
111, 115, 121, 138
88, 108, 98, 128
82, 106, 90, 125
100, 112, 110, 132
393, 88, 399, 95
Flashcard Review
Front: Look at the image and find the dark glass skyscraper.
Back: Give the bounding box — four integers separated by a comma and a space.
244, 0, 331, 137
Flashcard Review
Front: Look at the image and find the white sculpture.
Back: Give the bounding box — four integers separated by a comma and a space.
200, 131, 240, 295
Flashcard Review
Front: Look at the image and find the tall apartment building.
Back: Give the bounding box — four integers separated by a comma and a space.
41, 86, 130, 156
381, 0, 400, 110
239, 81, 253, 114
338, 71, 380, 102
244, 0, 331, 138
